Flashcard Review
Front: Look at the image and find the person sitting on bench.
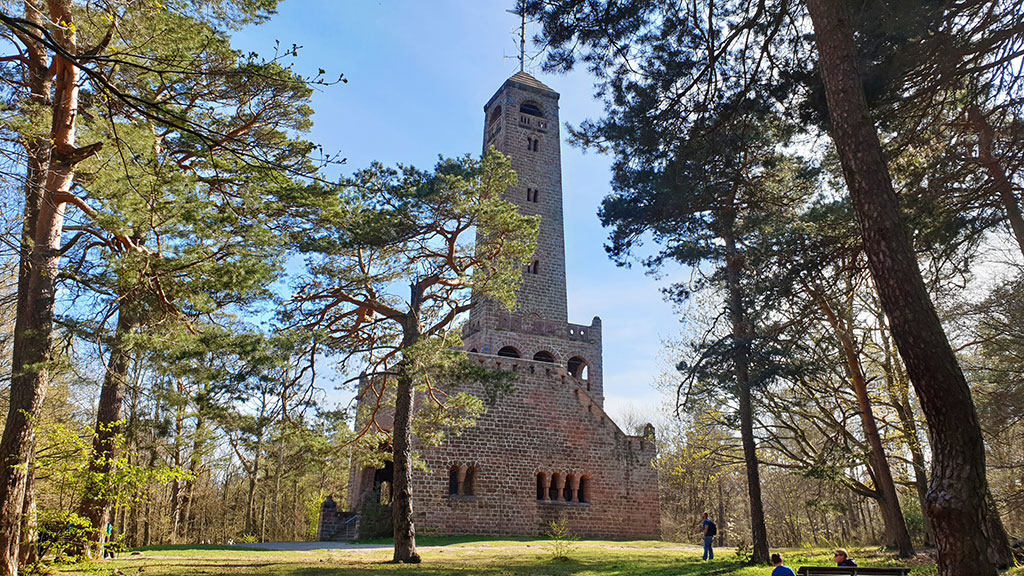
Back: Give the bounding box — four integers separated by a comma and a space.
771, 553, 796, 576
834, 548, 857, 567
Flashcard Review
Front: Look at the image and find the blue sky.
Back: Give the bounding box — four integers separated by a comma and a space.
232, 0, 685, 427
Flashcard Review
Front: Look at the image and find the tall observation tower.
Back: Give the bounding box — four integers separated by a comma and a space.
332, 71, 660, 542
462, 71, 607, 403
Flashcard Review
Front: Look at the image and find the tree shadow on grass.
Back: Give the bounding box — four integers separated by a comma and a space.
283, 557, 748, 576
133, 544, 271, 552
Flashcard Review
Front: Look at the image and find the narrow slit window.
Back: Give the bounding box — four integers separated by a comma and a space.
448, 467, 459, 496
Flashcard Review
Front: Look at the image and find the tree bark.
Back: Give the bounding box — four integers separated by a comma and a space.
813, 286, 914, 557
78, 302, 138, 557
723, 226, 770, 564
391, 282, 422, 564
17, 459, 36, 569
0, 3, 84, 573
806, 1, 1011, 572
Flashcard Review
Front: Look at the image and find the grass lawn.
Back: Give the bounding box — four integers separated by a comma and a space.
51, 539, 1022, 576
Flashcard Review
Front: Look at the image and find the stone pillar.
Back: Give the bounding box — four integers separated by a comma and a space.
456, 465, 468, 496
568, 476, 579, 503
553, 475, 566, 502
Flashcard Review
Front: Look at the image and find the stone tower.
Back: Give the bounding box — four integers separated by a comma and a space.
474, 71, 567, 322
336, 71, 659, 541
463, 71, 605, 404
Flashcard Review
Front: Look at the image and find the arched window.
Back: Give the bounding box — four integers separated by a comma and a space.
563, 474, 576, 502
490, 105, 503, 122
536, 472, 547, 501
533, 351, 555, 363
520, 101, 544, 117
528, 260, 539, 275
448, 467, 459, 496
567, 356, 589, 380
578, 475, 591, 504
469, 348, 478, 353
497, 346, 521, 358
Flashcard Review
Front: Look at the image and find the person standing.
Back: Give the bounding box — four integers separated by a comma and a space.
701, 512, 716, 560
772, 553, 796, 576
102, 523, 115, 559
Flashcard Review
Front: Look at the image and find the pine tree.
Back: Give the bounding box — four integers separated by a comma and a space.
289, 149, 538, 563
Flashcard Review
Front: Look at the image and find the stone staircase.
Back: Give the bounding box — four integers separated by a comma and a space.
318, 496, 360, 541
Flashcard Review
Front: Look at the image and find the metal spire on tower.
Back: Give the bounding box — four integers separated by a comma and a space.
506, 3, 526, 72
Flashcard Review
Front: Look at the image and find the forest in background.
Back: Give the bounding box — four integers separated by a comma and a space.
1, 0, 1023, 574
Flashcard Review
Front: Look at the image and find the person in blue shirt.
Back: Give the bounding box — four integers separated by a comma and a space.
700, 513, 715, 560
772, 553, 796, 576
835, 548, 857, 566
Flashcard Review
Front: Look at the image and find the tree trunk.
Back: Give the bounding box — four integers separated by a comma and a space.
812, 286, 914, 557
245, 451, 260, 537
180, 415, 206, 544
17, 459, 36, 569
717, 479, 726, 547
723, 226, 770, 564
967, 105, 1024, 260
805, 1, 1011, 572
78, 302, 138, 557
392, 282, 422, 563
260, 490, 268, 543
272, 437, 285, 542
0, 3, 84, 573
878, 314, 934, 545
170, 415, 185, 545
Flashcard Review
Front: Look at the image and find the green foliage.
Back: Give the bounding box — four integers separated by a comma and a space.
357, 487, 394, 540
902, 502, 928, 546
546, 517, 579, 561
291, 147, 537, 475
37, 511, 92, 565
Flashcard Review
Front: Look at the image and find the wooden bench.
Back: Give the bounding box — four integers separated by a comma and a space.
797, 567, 912, 576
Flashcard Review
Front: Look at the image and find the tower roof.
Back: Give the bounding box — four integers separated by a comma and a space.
507, 71, 555, 93
484, 71, 559, 111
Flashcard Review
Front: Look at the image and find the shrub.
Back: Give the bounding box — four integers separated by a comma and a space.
546, 517, 578, 561
37, 510, 92, 565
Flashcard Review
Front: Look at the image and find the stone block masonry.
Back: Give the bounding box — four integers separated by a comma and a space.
410, 355, 659, 539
